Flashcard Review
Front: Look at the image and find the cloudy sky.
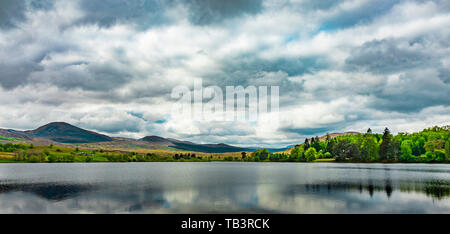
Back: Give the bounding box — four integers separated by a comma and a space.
0, 0, 449, 147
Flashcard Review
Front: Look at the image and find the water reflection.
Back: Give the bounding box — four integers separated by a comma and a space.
285, 180, 449, 200
0, 183, 95, 201
0, 163, 448, 213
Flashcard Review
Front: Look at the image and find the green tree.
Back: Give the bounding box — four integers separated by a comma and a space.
316, 150, 323, 159
424, 140, 436, 152
241, 152, 247, 160
400, 140, 413, 161
305, 148, 317, 162
29, 155, 40, 163
435, 150, 445, 162
345, 138, 361, 161
424, 140, 437, 161
290, 145, 304, 161
412, 137, 426, 156
252, 149, 270, 161
66, 154, 75, 162
304, 138, 310, 150
259, 149, 270, 161
379, 128, 393, 161
334, 139, 350, 161
312, 136, 320, 151
390, 140, 401, 161
270, 153, 281, 161
361, 134, 378, 161
326, 139, 335, 155
445, 141, 450, 161
48, 154, 57, 163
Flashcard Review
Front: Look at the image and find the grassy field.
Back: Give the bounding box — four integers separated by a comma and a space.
0, 143, 249, 163
0, 152, 16, 163
0, 136, 25, 141
0, 152, 15, 159
314, 158, 336, 162
0, 159, 17, 163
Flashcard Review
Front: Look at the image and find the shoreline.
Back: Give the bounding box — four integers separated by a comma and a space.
1, 161, 449, 164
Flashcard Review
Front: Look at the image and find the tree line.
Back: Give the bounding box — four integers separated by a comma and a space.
250, 126, 450, 163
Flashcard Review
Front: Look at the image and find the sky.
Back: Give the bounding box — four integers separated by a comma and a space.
0, 0, 449, 148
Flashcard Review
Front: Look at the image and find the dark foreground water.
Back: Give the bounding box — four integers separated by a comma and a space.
0, 162, 449, 214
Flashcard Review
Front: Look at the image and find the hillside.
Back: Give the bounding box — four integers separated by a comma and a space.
0, 122, 291, 153
0, 129, 32, 140
0, 122, 253, 153
140, 136, 248, 153
23, 122, 114, 144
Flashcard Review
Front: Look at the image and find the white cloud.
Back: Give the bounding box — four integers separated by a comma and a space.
0, 0, 449, 147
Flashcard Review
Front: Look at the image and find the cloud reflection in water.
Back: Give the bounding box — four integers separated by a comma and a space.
0, 163, 449, 213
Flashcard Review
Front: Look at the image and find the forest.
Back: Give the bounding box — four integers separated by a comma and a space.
251, 126, 450, 163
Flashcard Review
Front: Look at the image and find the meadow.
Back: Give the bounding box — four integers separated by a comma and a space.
0, 143, 248, 163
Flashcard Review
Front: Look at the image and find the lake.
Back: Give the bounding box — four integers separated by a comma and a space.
0, 162, 449, 214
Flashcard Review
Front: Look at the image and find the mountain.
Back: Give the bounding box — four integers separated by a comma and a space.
140, 136, 248, 153
0, 129, 32, 140
171, 142, 248, 153
141, 136, 172, 144
0, 122, 292, 153
23, 122, 113, 144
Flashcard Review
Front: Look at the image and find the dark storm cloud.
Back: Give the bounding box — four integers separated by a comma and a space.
0, 0, 27, 29
320, 0, 400, 30
346, 38, 437, 74
280, 0, 401, 31
205, 55, 328, 89
371, 70, 450, 113
280, 0, 346, 13
438, 67, 450, 84
34, 62, 134, 92
0, 59, 135, 92
27, 0, 54, 10
79, 120, 142, 134
183, 0, 263, 25
429, 0, 450, 11
300, 0, 341, 10
344, 33, 450, 113
0, 0, 54, 29
280, 111, 368, 137
0, 62, 43, 89
226, 56, 327, 77
76, 0, 175, 29
0, 41, 76, 90
281, 126, 334, 136
76, 0, 263, 28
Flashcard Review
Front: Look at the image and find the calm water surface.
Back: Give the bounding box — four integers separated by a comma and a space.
0, 162, 449, 214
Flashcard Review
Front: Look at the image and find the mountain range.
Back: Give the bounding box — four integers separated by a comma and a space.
0, 122, 293, 153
